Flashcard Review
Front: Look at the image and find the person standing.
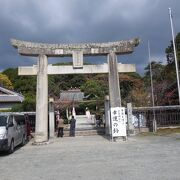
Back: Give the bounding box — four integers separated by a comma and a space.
70, 116, 76, 137
86, 107, 91, 119
57, 118, 64, 137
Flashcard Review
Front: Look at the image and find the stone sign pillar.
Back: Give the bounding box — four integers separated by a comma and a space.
108, 51, 121, 107
127, 103, 135, 135
49, 97, 55, 138
35, 54, 48, 143
104, 95, 111, 135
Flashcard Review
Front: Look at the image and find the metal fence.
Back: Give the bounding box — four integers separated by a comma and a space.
2, 106, 180, 133
131, 105, 180, 129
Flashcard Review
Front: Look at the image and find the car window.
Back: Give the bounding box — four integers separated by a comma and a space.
15, 115, 25, 125
0, 116, 8, 126
8, 116, 14, 126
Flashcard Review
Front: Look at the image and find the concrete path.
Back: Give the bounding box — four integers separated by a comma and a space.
0, 134, 180, 180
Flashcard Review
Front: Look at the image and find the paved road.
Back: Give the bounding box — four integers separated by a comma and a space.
0, 134, 180, 180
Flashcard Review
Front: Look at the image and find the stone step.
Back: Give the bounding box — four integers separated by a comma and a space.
74, 115, 96, 130
62, 128, 105, 137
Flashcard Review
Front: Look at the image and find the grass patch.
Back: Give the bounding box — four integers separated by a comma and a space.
137, 128, 180, 137
157, 128, 180, 135
137, 132, 157, 136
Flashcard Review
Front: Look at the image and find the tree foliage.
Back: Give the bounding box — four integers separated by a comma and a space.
81, 79, 108, 98
120, 73, 148, 106
143, 61, 167, 105
3, 68, 36, 111
143, 32, 180, 106
49, 74, 86, 97
3, 68, 36, 95
165, 32, 180, 65
0, 73, 13, 89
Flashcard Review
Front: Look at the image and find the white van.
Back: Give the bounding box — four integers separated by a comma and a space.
0, 113, 27, 153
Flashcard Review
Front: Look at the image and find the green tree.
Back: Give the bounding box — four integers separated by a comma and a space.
120, 73, 148, 106
0, 73, 13, 89
165, 32, 180, 82
3, 68, 36, 95
49, 74, 86, 97
81, 79, 108, 98
143, 61, 165, 85
2, 68, 19, 84
162, 32, 180, 104
143, 61, 167, 106
3, 68, 36, 111
165, 32, 180, 65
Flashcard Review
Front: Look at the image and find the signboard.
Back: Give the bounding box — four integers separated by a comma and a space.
111, 107, 126, 137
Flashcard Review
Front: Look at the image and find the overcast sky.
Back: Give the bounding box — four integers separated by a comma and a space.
0, 0, 180, 75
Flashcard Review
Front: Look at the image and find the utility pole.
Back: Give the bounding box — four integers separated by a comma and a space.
168, 8, 180, 105
148, 41, 157, 132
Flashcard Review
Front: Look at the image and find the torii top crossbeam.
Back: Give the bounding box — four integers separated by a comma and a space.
11, 38, 139, 57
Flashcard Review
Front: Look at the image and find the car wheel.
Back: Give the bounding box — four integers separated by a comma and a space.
8, 140, 14, 154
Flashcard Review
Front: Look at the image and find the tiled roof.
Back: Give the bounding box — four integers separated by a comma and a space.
0, 86, 24, 103
0, 95, 24, 102
60, 89, 84, 101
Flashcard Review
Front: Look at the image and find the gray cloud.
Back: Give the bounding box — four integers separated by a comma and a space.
0, 0, 180, 75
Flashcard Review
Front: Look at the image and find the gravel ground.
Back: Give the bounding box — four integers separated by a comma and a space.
0, 134, 180, 180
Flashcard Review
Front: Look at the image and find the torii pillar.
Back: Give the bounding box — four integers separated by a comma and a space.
108, 51, 121, 107
11, 38, 139, 143
35, 55, 48, 142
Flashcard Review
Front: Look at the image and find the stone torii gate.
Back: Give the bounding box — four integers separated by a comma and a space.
11, 38, 139, 144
